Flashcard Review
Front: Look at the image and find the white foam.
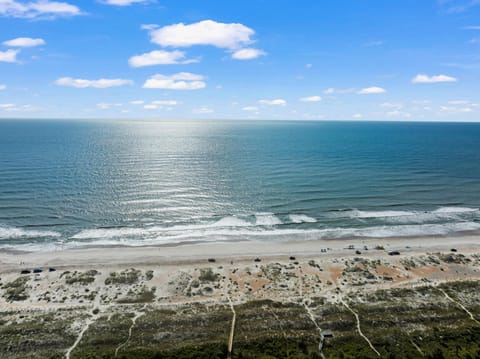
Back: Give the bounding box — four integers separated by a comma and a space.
71, 228, 146, 240
0, 226, 61, 239
288, 214, 317, 223
433, 207, 479, 214
348, 210, 416, 219
212, 216, 252, 227
255, 213, 282, 226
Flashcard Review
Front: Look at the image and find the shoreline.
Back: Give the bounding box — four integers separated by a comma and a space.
1, 234, 479, 273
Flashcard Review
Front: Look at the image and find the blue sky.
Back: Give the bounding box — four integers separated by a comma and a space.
1, 0, 480, 121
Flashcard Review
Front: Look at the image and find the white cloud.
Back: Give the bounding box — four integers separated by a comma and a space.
357, 86, 386, 94
439, 106, 473, 113
55, 77, 133, 88
386, 110, 412, 118
0, 0, 81, 19
231, 48, 266, 60
96, 102, 122, 110
242, 106, 258, 111
3, 37, 45, 47
323, 87, 355, 94
380, 102, 402, 108
448, 100, 470, 105
128, 50, 198, 67
300, 95, 322, 102
144, 104, 158, 110
148, 20, 255, 49
412, 74, 457, 83
102, 0, 150, 6
0, 103, 36, 112
152, 100, 179, 105
352, 113, 363, 118
258, 99, 286, 106
192, 106, 214, 114
305, 63, 313, 69
463, 25, 480, 30
0, 84, 6, 90
0, 49, 19, 63
129, 100, 144, 105
143, 72, 206, 90
0, 103, 15, 109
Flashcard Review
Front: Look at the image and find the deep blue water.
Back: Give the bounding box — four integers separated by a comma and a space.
1, 119, 480, 251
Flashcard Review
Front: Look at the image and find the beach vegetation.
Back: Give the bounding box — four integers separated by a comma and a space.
65, 270, 99, 285
2, 276, 30, 301
105, 268, 141, 285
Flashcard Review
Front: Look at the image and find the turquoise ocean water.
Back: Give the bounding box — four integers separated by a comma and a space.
1, 120, 479, 251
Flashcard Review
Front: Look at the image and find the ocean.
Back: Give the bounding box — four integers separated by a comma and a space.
1, 119, 479, 251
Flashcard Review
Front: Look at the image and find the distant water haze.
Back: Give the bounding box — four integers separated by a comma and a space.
0, 120, 479, 251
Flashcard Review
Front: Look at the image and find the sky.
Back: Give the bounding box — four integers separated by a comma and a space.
1, 0, 480, 121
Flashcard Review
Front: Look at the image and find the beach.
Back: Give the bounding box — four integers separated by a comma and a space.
1, 235, 480, 358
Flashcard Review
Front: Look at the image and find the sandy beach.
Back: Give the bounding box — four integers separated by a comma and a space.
1, 235, 480, 358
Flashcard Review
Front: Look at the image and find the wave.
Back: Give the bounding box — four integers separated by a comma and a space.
0, 225, 61, 240
71, 228, 146, 240
338, 207, 479, 224
432, 207, 479, 214
288, 214, 317, 223
255, 213, 282, 226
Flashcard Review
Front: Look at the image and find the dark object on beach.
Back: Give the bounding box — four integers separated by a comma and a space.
322, 329, 334, 338
48, 267, 56, 272
33, 268, 43, 273
294, 261, 299, 265
207, 258, 216, 263
348, 245, 355, 250
451, 248, 457, 252
388, 251, 401, 256
20, 269, 31, 275
289, 256, 296, 260
321, 248, 327, 253
363, 245, 368, 250
254, 258, 261, 262
355, 250, 362, 255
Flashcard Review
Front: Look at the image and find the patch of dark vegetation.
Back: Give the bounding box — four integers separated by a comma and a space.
105, 268, 141, 285
117, 286, 156, 304
2, 276, 30, 301
198, 268, 219, 282
65, 270, 99, 285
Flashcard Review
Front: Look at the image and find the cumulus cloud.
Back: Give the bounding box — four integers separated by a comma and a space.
0, 103, 36, 112
231, 48, 266, 60
96, 102, 122, 110
258, 99, 287, 106
323, 87, 355, 94
192, 106, 214, 114
102, 0, 150, 5
352, 113, 363, 118
242, 106, 258, 111
129, 100, 144, 105
143, 72, 206, 90
148, 20, 255, 49
380, 102, 402, 109
3, 37, 45, 47
128, 50, 198, 67
439, 106, 473, 113
0, 49, 19, 63
0, 84, 6, 90
152, 100, 179, 105
300, 96, 322, 102
55, 77, 133, 88
0, 0, 81, 19
412, 74, 457, 83
357, 86, 386, 94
